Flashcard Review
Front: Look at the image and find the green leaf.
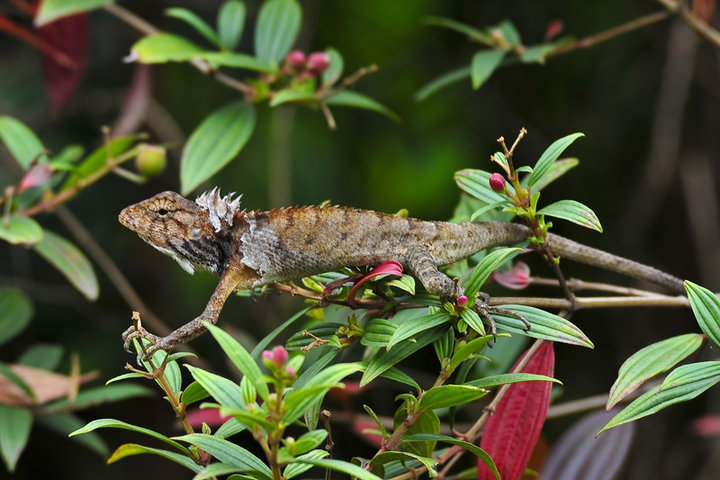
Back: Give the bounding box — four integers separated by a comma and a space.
187, 366, 245, 409
433, 327, 455, 363
181, 102, 256, 194
286, 323, 343, 351
214, 405, 274, 430
454, 169, 516, 205
370, 451, 437, 475
0, 116, 46, 168
174, 433, 272, 479
493, 304, 594, 347
0, 405, 32, 472
467, 372, 561, 389
460, 308, 485, 335
0, 215, 43, 245
386, 312, 450, 350
284, 363, 363, 424
361, 326, 444, 387
204, 323, 270, 401
527, 133, 584, 189
526, 157, 578, 191
33, 229, 98, 300
685, 281, 720, 349
194, 462, 247, 480
17, 343, 63, 370
107, 443, 202, 472
202, 52, 273, 71
180, 381, 210, 405
62, 135, 136, 190
44, 384, 152, 411
292, 429, 328, 455
70, 418, 189, 454
284, 450, 329, 478
421, 16, 494, 44
520, 43, 559, 64
607, 333, 704, 409
538, 199, 603, 232
361, 318, 398, 347
395, 404, 439, 457
254, 0, 301, 64
419, 385, 488, 410
495, 20, 521, 48
461, 247, 523, 302
448, 334, 499, 371
0, 288, 33, 346
470, 50, 506, 89
403, 433, 500, 479
129, 33, 205, 63
0, 362, 34, 401
39, 413, 108, 456
415, 66, 470, 102
35, 0, 113, 26
270, 89, 317, 107
356, 362, 420, 390
165, 7, 219, 46
599, 361, 720, 434
324, 90, 400, 123
294, 458, 382, 480
218, 1, 246, 51
322, 47, 344, 87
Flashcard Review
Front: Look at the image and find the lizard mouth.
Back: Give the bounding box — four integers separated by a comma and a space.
118, 206, 136, 230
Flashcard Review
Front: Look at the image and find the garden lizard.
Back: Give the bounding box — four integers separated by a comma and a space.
119, 189, 685, 353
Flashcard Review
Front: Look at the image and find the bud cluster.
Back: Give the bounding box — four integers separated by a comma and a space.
283, 50, 331, 77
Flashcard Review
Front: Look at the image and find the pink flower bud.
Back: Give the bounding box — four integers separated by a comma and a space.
307, 52, 330, 74
285, 50, 307, 68
18, 163, 53, 192
489, 173, 506, 193
456, 295, 469, 307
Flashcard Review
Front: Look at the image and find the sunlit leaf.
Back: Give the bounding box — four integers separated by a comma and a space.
0, 289, 33, 346
386, 312, 450, 350
419, 385, 488, 411
62, 134, 137, 190
538, 199, 603, 232
0, 216, 42, 246
129, 33, 205, 63
181, 102, 256, 194
174, 433, 272, 478
461, 247, 523, 302
35, 0, 112, 26
493, 304, 593, 348
607, 333, 704, 409
322, 47, 343, 87
522, 157, 578, 191
470, 50, 505, 89
600, 361, 720, 434
254, 0, 301, 64
0, 116, 47, 168
270, 89, 317, 107
186, 367, 244, 409
527, 133, 584, 189
295, 457, 382, 480
107, 443, 202, 472
70, 418, 188, 454
685, 281, 720, 349
33, 229, 98, 300
467, 372, 561, 389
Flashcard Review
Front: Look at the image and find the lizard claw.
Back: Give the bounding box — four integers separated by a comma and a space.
122, 315, 170, 363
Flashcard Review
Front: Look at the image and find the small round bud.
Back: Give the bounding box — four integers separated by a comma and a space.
136, 143, 166, 177
262, 345, 289, 369
456, 295, 469, 307
489, 173, 506, 193
285, 50, 306, 68
307, 52, 330, 74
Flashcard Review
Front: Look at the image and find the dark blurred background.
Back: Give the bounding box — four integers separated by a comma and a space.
1, 0, 719, 478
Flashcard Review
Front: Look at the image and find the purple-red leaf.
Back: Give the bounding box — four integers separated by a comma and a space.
347, 260, 403, 307
36, 7, 87, 115
541, 408, 635, 480
478, 341, 555, 480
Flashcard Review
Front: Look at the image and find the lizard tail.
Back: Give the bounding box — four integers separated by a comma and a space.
480, 221, 685, 294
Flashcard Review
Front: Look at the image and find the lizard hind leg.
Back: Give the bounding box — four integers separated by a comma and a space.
406, 247, 459, 297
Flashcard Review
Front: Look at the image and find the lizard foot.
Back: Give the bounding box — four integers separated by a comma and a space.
122, 313, 173, 363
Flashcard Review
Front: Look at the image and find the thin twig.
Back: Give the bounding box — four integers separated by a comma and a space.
656, 0, 720, 47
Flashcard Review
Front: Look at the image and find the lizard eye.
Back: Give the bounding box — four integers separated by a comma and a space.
157, 208, 168, 216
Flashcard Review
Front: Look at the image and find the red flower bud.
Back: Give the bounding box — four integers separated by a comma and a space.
285, 50, 306, 68
18, 163, 53, 192
456, 295, 469, 307
489, 173, 506, 193
307, 52, 330, 74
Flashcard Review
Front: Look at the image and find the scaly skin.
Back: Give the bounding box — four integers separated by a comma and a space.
118, 190, 685, 353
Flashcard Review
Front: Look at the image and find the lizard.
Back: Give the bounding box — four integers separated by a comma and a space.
119, 188, 686, 355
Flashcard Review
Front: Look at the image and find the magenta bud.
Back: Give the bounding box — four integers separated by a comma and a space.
307, 52, 330, 74
456, 295, 469, 307
18, 163, 53, 192
489, 173, 506, 193
286, 366, 295, 376
285, 50, 306, 67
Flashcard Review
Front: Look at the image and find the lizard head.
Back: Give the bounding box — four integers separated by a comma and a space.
119, 190, 241, 275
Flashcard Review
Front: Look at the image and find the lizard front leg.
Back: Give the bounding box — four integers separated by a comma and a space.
123, 261, 259, 357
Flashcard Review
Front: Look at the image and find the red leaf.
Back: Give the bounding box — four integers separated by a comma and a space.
478, 341, 555, 480
347, 259, 403, 308
186, 408, 231, 428
35, 2, 88, 115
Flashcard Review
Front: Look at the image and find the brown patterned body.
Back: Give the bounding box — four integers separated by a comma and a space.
118, 191, 685, 353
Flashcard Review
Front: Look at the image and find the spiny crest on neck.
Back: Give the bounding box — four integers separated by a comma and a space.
195, 187, 242, 232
